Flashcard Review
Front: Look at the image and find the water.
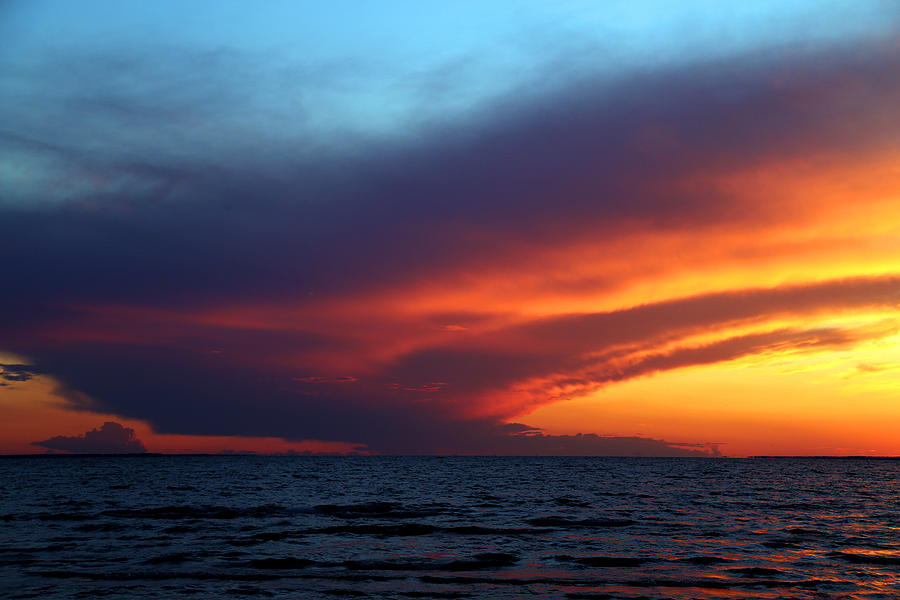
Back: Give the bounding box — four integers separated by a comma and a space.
1, 456, 899, 599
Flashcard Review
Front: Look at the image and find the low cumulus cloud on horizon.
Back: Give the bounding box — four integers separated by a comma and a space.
32, 422, 147, 454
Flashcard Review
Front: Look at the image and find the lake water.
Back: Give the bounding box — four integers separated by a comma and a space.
2, 456, 899, 599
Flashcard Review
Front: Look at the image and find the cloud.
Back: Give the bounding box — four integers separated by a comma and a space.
1, 37, 898, 317
1, 30, 899, 454
522, 321, 899, 408
7, 280, 900, 455
487, 430, 721, 457
378, 277, 900, 416
18, 298, 894, 455
31, 422, 147, 454
0, 363, 43, 382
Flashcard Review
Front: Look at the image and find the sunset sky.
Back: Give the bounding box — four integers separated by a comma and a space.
2, 1, 899, 456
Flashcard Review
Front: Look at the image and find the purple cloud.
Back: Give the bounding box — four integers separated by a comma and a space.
31, 422, 147, 454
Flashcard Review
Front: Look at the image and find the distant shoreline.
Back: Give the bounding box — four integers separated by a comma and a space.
1, 453, 899, 459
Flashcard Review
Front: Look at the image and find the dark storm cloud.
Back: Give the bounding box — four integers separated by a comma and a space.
17, 279, 898, 454
22, 339, 716, 455
2, 39, 898, 312
2, 34, 899, 454
31, 422, 147, 454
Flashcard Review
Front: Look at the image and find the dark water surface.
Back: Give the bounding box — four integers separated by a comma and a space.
2, 456, 900, 599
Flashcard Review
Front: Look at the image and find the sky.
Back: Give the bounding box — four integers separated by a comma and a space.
1, 0, 899, 456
